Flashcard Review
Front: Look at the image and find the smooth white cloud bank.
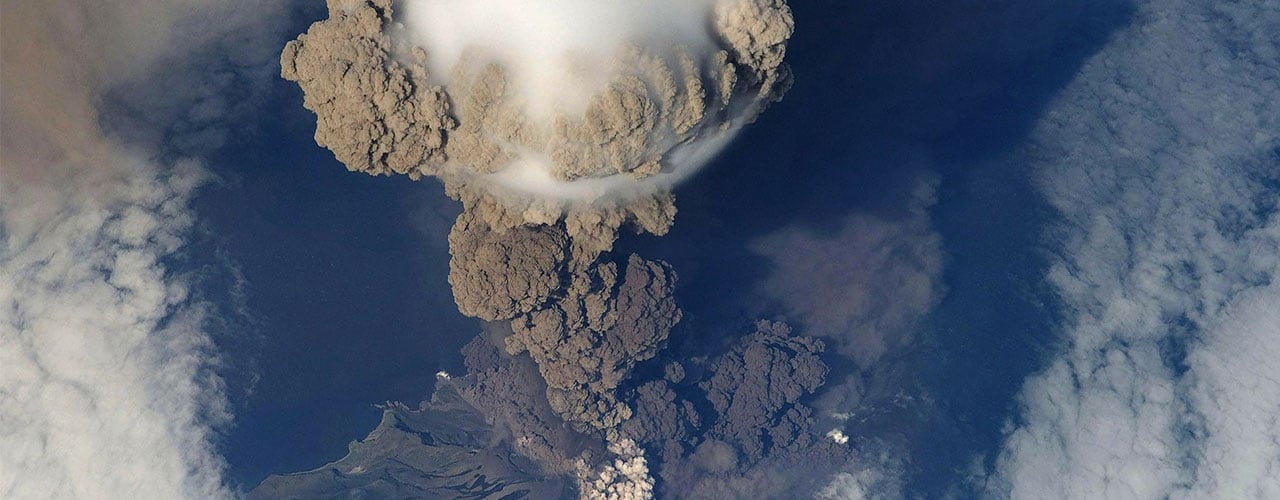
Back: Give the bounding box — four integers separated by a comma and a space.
1, 1, 283, 498
991, 0, 1280, 497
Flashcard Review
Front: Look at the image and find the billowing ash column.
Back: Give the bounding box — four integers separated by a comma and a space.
281, 0, 792, 248
279, 1, 818, 497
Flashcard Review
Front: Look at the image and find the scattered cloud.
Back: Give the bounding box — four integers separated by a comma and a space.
1, 1, 288, 498
989, 0, 1280, 497
816, 471, 896, 500
0, 159, 232, 499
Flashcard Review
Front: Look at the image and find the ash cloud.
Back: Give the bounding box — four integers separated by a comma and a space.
700, 321, 829, 463
447, 211, 570, 321
750, 176, 945, 367
453, 337, 598, 475
281, 0, 793, 240
504, 253, 682, 431
274, 1, 885, 498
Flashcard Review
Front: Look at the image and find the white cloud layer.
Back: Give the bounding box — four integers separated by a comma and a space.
815, 450, 904, 500
0, 159, 231, 499
1, 1, 285, 498
990, 0, 1280, 498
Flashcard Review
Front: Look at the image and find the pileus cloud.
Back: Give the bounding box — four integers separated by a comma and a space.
282, 0, 793, 243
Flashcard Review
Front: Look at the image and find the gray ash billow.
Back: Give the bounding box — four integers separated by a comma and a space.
277, 1, 849, 497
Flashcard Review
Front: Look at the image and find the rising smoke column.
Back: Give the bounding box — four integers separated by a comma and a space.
279, 0, 819, 496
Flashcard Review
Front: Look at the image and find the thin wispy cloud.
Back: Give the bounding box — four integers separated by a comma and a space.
751, 176, 945, 367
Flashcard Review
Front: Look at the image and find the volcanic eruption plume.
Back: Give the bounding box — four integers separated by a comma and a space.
277, 0, 836, 497
281, 0, 792, 248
